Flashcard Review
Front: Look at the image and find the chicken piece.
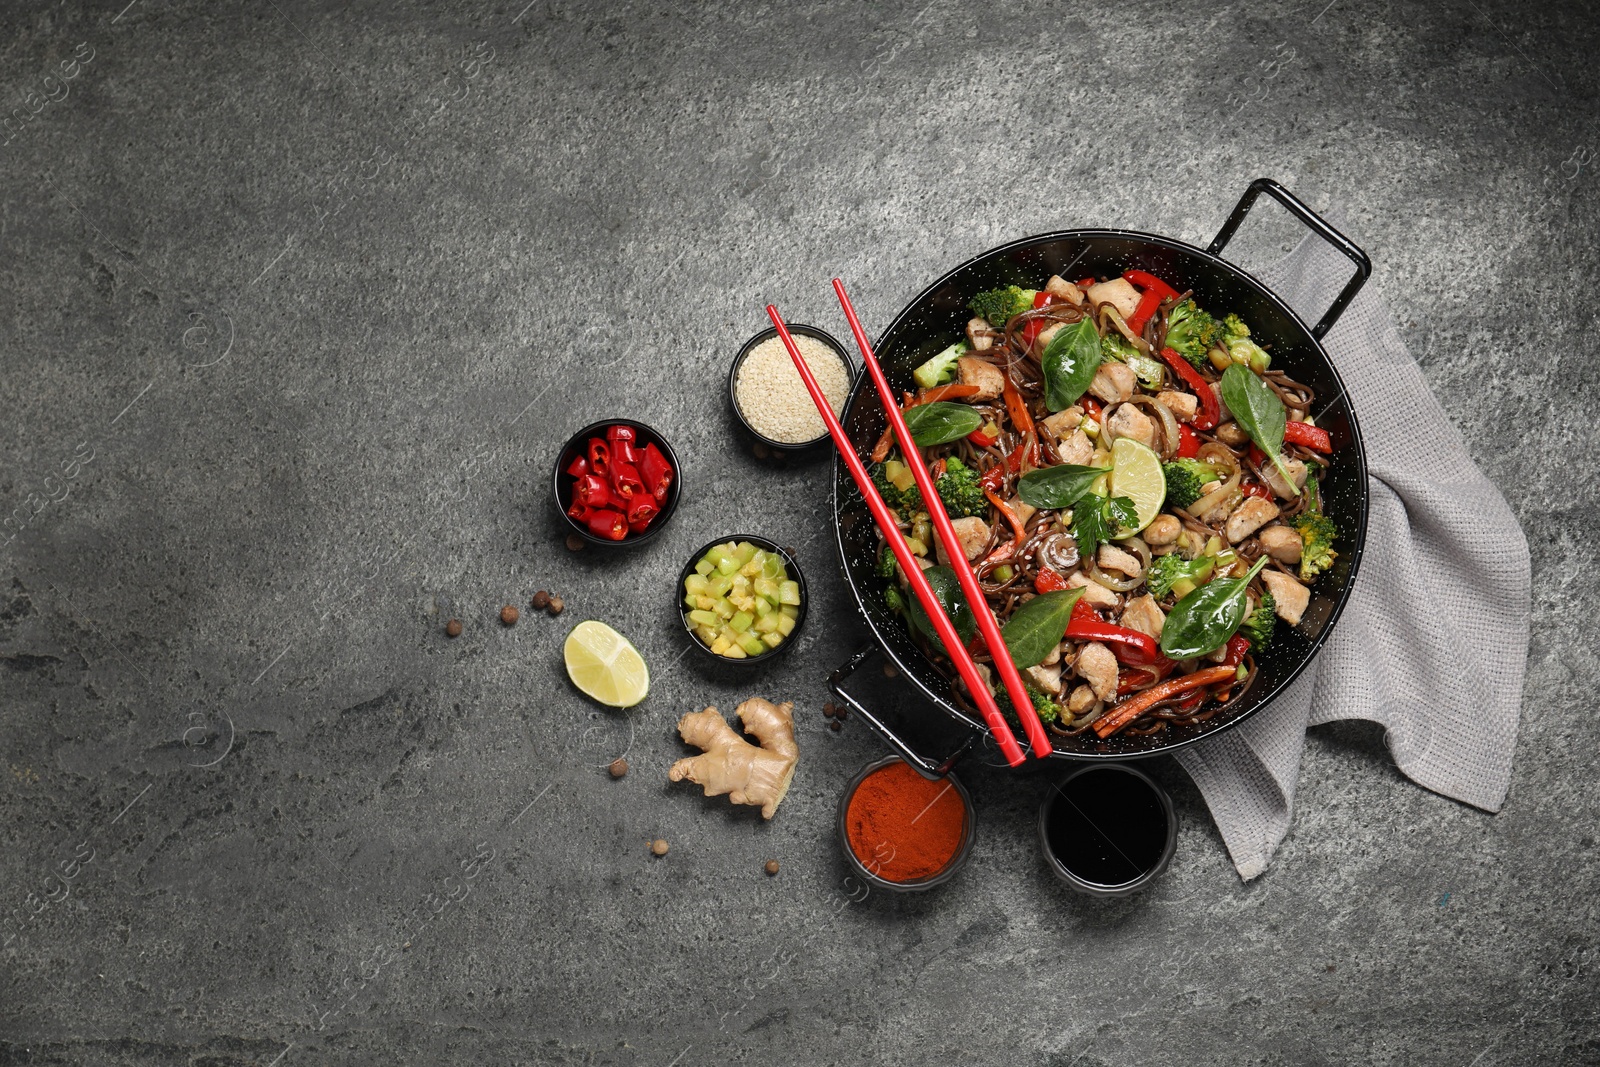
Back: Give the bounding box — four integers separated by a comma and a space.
1075, 642, 1120, 702
1010, 496, 1036, 528
1214, 421, 1250, 446
1261, 456, 1308, 500
1258, 524, 1303, 564
1066, 570, 1118, 610
1045, 275, 1085, 305
1055, 428, 1095, 466
1098, 542, 1143, 579
1156, 389, 1198, 423
1261, 568, 1310, 626
1040, 406, 1083, 439
1106, 403, 1156, 449
956, 356, 1004, 401
1086, 277, 1141, 319
1032, 322, 1064, 357
1089, 362, 1136, 404
965, 317, 995, 352
1144, 514, 1181, 546
934, 516, 991, 566
1040, 642, 1062, 667
1026, 662, 1063, 696
1225, 496, 1281, 544
1193, 487, 1238, 525
1119, 594, 1166, 640
1067, 684, 1095, 715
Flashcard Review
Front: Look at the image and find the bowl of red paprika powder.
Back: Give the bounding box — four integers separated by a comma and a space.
837, 756, 975, 892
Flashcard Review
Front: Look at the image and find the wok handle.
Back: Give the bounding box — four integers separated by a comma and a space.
829, 646, 980, 781
1206, 177, 1372, 340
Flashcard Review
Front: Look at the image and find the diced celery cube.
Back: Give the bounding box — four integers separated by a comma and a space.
714, 600, 734, 620
717, 556, 740, 576
695, 624, 718, 644
709, 574, 734, 597
780, 605, 798, 619
685, 574, 709, 596
695, 558, 714, 577
761, 554, 784, 580
684, 594, 698, 609
778, 581, 801, 606
754, 612, 781, 634
737, 632, 767, 656
723, 643, 747, 659
687, 609, 721, 628
710, 635, 733, 655
731, 574, 751, 596
729, 611, 754, 633
734, 542, 758, 566
753, 578, 778, 602
695, 595, 717, 611
761, 631, 783, 648
754, 598, 774, 618
776, 614, 796, 636
740, 559, 762, 578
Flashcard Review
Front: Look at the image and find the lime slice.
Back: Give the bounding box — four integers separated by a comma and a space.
563, 621, 650, 708
1109, 437, 1166, 535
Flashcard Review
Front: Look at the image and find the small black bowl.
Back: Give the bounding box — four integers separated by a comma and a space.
728, 324, 856, 452
676, 534, 807, 665
554, 419, 682, 548
1038, 763, 1177, 897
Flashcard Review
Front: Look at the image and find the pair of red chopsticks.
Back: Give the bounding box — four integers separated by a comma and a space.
766, 280, 1052, 767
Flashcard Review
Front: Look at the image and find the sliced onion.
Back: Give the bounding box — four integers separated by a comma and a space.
1097, 303, 1150, 353
1117, 535, 1153, 577
1192, 472, 1241, 522
1087, 554, 1141, 592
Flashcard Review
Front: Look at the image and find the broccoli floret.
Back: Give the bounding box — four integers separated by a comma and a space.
996, 678, 1062, 724
1100, 331, 1164, 388
1101, 330, 1141, 363
883, 584, 906, 616
1289, 511, 1338, 582
912, 341, 968, 389
1161, 458, 1215, 510
874, 543, 898, 579
935, 456, 986, 519
1146, 551, 1214, 599
1222, 312, 1271, 372
1164, 299, 1225, 368
1240, 591, 1276, 651
870, 461, 922, 513
967, 286, 1036, 330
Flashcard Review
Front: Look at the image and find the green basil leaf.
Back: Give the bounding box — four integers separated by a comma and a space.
999, 587, 1085, 668
1219, 363, 1299, 495
1159, 557, 1269, 659
902, 402, 983, 446
907, 564, 977, 644
1070, 494, 1137, 556
1040, 318, 1101, 411
1016, 463, 1110, 510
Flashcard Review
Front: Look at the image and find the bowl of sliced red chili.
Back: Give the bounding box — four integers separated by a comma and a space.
555, 419, 681, 546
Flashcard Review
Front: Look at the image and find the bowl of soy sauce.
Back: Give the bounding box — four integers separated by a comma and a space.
1038, 763, 1177, 897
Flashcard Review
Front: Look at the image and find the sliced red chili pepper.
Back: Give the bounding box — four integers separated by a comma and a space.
606, 424, 636, 444
1158, 347, 1220, 430
612, 438, 637, 465
1284, 420, 1333, 453
565, 455, 590, 478
1176, 423, 1200, 458
610, 460, 644, 501
966, 424, 999, 448
575, 473, 615, 510
585, 508, 628, 541
638, 443, 674, 502
1034, 568, 1069, 594
567, 500, 592, 522
1080, 396, 1103, 421
586, 438, 611, 477
625, 494, 658, 529
1242, 482, 1272, 500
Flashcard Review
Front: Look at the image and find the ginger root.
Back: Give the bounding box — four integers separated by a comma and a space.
668, 698, 798, 819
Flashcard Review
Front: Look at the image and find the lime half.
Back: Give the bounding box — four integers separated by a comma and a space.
1109, 437, 1166, 536
563, 620, 650, 708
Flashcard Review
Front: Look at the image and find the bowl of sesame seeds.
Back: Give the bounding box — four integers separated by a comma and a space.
728, 324, 856, 452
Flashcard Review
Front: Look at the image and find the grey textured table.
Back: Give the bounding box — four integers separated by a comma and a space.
2, 1, 1597, 1063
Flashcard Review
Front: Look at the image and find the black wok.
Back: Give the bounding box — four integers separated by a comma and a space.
829, 179, 1371, 775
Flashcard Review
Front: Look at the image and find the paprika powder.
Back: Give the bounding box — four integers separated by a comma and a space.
844, 759, 969, 884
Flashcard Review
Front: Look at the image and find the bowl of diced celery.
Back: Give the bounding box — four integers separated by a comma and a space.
679, 536, 806, 663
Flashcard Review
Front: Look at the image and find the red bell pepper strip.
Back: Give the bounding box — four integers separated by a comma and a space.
1123, 271, 1179, 335
1065, 600, 1170, 668
1020, 292, 1060, 349
1077, 277, 1095, 288
1117, 661, 1177, 696
575, 474, 615, 510
1079, 396, 1103, 421
610, 460, 645, 501
1222, 634, 1251, 668
1176, 423, 1200, 458
585, 508, 628, 541
1092, 665, 1239, 738
1034, 568, 1069, 594
565, 455, 589, 478
1158, 347, 1220, 430
625, 494, 658, 529
586, 438, 611, 477
638, 443, 673, 502
868, 385, 981, 463
967, 420, 1000, 448
1284, 420, 1333, 453
1242, 481, 1272, 500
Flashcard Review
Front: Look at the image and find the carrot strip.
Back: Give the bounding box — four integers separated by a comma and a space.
1090, 665, 1238, 739
986, 488, 1027, 545
918, 383, 980, 404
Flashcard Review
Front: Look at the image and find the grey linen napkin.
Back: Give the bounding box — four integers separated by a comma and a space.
1172, 224, 1532, 880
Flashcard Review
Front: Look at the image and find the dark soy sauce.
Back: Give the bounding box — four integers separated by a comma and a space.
1043, 767, 1168, 886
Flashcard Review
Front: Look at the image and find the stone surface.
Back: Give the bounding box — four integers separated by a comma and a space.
2, 0, 1597, 1063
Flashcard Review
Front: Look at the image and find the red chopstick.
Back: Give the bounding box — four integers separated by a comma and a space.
832, 280, 1053, 760
765, 305, 1027, 768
